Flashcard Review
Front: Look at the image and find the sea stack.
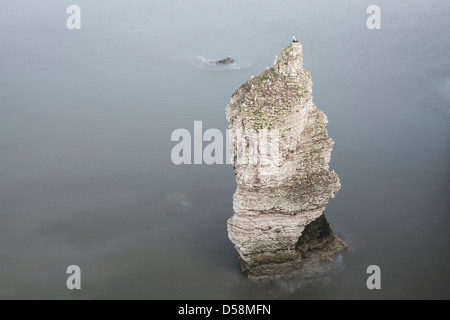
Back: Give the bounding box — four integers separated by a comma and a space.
226, 40, 346, 279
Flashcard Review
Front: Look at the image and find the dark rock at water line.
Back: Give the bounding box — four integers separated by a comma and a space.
213, 57, 234, 66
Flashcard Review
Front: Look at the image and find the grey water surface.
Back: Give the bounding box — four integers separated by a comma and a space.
0, 0, 449, 299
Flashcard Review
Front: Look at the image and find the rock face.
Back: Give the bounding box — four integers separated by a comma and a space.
226, 41, 346, 279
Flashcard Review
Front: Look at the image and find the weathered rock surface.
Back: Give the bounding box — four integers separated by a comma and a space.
226, 40, 345, 279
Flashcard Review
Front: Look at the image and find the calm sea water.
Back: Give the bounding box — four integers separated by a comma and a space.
0, 0, 449, 299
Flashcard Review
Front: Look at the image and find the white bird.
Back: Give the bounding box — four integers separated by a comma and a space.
251, 75, 254, 79
250, 185, 254, 189
243, 103, 247, 108
293, 36, 297, 42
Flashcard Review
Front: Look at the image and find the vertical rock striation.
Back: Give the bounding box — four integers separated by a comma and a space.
226, 41, 346, 279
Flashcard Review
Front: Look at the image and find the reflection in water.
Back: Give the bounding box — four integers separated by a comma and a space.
272, 254, 346, 296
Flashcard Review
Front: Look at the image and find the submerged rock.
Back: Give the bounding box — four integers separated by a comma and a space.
214, 57, 234, 66
226, 40, 346, 280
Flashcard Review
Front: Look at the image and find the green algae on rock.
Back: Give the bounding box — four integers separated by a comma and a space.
226, 40, 346, 280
